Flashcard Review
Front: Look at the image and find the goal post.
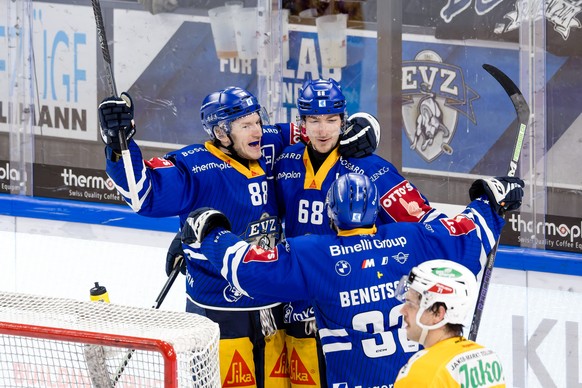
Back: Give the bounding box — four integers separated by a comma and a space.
0, 291, 220, 387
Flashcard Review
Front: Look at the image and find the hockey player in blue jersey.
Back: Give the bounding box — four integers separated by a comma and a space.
99, 87, 290, 388
99, 86, 379, 388
180, 172, 524, 388
273, 78, 443, 387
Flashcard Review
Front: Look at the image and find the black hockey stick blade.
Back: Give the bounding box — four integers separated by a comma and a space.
482, 64, 530, 177
468, 65, 530, 341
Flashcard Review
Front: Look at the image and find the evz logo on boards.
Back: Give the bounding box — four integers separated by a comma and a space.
402, 50, 480, 162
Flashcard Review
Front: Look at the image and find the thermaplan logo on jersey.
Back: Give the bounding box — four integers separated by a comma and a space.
0, 161, 27, 193
502, 213, 582, 253
32, 164, 123, 204
402, 50, 479, 162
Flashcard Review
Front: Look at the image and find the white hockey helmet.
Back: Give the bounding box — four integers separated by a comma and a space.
397, 259, 477, 330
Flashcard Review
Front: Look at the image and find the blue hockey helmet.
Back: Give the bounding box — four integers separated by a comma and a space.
325, 173, 378, 230
200, 86, 262, 139
297, 78, 347, 118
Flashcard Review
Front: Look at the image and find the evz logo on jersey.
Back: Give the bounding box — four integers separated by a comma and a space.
244, 215, 281, 249
402, 50, 479, 163
380, 181, 431, 222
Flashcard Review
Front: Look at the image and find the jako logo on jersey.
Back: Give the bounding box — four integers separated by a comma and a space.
361, 258, 375, 269
380, 181, 430, 222
402, 50, 479, 163
289, 349, 316, 385
223, 350, 256, 387
270, 343, 290, 378
458, 355, 504, 387
335, 260, 351, 276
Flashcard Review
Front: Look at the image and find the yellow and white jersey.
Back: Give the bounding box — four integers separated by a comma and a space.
394, 337, 505, 387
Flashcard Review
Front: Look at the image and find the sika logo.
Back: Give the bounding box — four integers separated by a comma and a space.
223, 350, 256, 387
270, 343, 290, 378
402, 50, 479, 162
289, 349, 316, 385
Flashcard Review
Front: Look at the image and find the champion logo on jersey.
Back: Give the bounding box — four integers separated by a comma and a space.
289, 349, 316, 385
223, 350, 256, 387
270, 343, 290, 378
335, 260, 351, 276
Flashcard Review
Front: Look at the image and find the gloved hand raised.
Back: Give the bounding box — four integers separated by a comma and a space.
469, 176, 525, 214
338, 112, 380, 158
165, 232, 186, 276
98, 92, 136, 153
181, 207, 232, 246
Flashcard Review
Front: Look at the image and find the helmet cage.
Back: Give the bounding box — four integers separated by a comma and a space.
325, 173, 379, 230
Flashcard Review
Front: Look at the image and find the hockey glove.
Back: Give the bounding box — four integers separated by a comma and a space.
469, 176, 525, 215
182, 207, 232, 245
338, 112, 380, 158
98, 92, 136, 154
165, 232, 186, 276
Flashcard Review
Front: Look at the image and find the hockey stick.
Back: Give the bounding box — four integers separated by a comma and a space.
110, 257, 184, 386
468, 64, 529, 341
91, 0, 140, 211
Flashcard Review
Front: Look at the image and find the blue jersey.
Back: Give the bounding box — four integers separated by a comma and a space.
193, 197, 502, 387
274, 141, 444, 322
106, 140, 280, 310
274, 142, 442, 239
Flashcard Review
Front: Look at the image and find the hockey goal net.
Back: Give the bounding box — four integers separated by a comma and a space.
0, 291, 220, 387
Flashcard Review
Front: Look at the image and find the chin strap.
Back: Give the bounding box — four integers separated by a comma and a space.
214, 137, 240, 159
416, 309, 448, 347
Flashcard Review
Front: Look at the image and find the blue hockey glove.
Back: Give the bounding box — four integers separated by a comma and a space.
165, 232, 186, 276
181, 207, 232, 245
338, 112, 380, 158
469, 176, 525, 214
98, 92, 136, 154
